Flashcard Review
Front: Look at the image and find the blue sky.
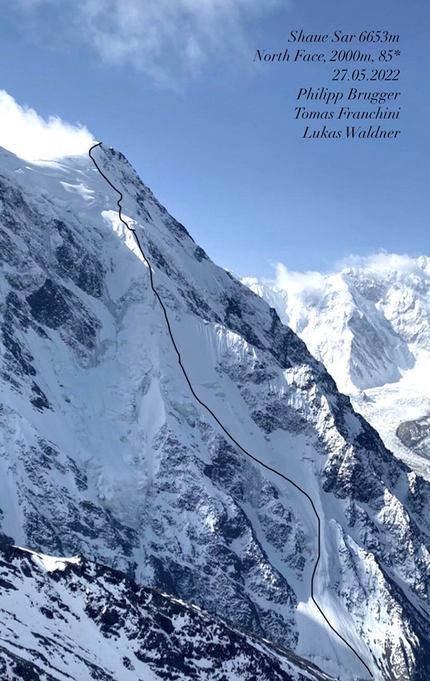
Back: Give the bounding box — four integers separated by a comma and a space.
0, 0, 428, 279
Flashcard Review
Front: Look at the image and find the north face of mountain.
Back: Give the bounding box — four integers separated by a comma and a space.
0, 145, 430, 680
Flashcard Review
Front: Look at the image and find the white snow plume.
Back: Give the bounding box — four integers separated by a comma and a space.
0, 90, 94, 162
274, 262, 326, 293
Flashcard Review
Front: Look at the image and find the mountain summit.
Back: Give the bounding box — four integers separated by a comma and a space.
1, 144, 430, 680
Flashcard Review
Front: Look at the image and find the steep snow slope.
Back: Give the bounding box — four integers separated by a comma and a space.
0, 145, 430, 680
0, 545, 337, 681
243, 261, 430, 479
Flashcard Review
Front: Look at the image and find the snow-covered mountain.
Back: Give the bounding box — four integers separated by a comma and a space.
243, 260, 430, 480
0, 544, 336, 681
1, 144, 430, 680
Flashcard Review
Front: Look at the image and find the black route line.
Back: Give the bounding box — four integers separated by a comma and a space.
88, 141, 374, 680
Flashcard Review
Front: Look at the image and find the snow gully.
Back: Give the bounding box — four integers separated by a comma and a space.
88, 141, 374, 680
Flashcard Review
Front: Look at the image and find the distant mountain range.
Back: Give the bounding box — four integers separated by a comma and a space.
243, 257, 430, 480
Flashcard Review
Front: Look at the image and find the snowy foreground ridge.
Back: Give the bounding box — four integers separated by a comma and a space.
0, 545, 334, 681
0, 144, 429, 680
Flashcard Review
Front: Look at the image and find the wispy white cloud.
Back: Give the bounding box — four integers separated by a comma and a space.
273, 251, 429, 292
15, 0, 286, 88
335, 251, 427, 275
273, 262, 325, 293
0, 90, 94, 161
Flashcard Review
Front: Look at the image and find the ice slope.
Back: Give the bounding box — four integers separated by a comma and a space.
243, 263, 430, 480
0, 144, 429, 680
0, 545, 335, 681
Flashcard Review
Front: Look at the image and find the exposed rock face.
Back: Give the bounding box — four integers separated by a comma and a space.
0, 545, 335, 681
396, 414, 430, 459
0, 145, 429, 680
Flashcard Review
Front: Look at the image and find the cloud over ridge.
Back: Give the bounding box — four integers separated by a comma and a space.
272, 252, 430, 293
0, 90, 94, 161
